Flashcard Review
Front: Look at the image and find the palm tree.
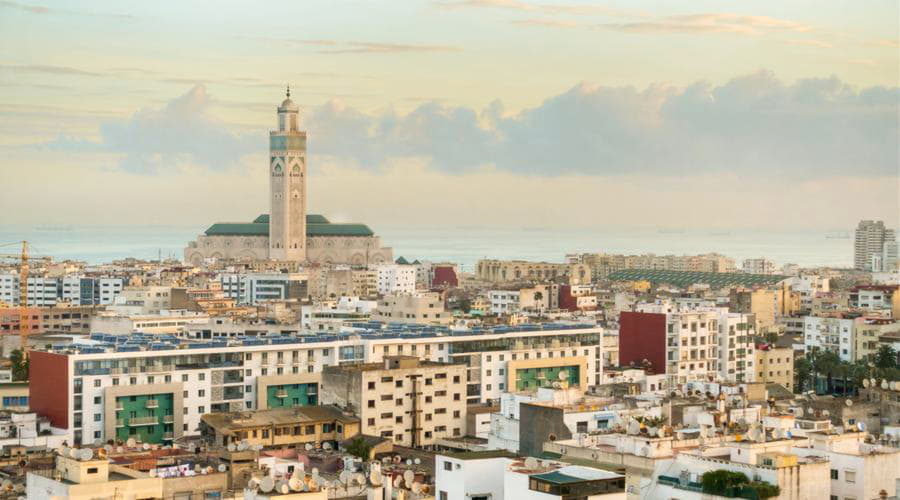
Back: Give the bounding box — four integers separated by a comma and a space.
533, 291, 544, 316
794, 357, 812, 393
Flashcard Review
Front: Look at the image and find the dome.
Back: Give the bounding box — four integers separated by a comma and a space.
279, 98, 298, 111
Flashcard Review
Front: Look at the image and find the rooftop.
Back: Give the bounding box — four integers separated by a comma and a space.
201, 405, 357, 432
608, 269, 787, 287
442, 450, 517, 461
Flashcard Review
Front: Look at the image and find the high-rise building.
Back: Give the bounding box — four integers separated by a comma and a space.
268, 86, 307, 261
854, 220, 896, 271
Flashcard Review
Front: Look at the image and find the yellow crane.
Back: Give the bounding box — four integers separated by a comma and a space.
0, 241, 53, 353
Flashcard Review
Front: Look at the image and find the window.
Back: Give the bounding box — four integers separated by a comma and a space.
440, 492, 448, 500
93, 379, 101, 387
443, 461, 452, 471
844, 470, 855, 483
830, 469, 838, 480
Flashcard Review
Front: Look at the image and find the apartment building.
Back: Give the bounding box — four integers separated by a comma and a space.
850, 285, 897, 316
371, 292, 451, 325
28, 323, 603, 446
803, 315, 857, 362
219, 273, 307, 305
0, 274, 124, 306
854, 220, 897, 271
320, 356, 467, 447
0, 304, 98, 335
488, 290, 521, 315
199, 405, 359, 448
742, 258, 776, 275
755, 346, 794, 390
375, 264, 416, 295
855, 319, 899, 362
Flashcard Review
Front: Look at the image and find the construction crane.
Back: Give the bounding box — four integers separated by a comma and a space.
0, 241, 53, 353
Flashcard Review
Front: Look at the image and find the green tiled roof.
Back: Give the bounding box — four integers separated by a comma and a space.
607, 269, 786, 287
205, 218, 373, 237
252, 214, 330, 224
395, 256, 410, 265
205, 223, 269, 236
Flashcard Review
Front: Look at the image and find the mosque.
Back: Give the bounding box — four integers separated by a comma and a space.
184, 89, 393, 267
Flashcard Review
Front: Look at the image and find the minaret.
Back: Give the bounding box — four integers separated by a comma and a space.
268, 85, 307, 261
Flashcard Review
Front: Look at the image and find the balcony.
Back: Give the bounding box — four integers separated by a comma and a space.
115, 403, 123, 411
116, 419, 125, 428
163, 432, 174, 440
130, 416, 159, 426
145, 399, 159, 409
163, 415, 175, 424
275, 390, 288, 398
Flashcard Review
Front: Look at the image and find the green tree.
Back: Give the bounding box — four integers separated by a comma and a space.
794, 357, 812, 393
344, 437, 372, 460
533, 291, 544, 316
811, 350, 841, 394
874, 345, 898, 370
10, 349, 28, 381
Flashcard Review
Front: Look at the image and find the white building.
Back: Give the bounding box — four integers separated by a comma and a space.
375, 264, 416, 296
785, 275, 831, 310
791, 432, 900, 500
855, 220, 897, 271
489, 290, 521, 315
219, 272, 306, 304
803, 315, 856, 362
742, 258, 776, 275
0, 274, 124, 306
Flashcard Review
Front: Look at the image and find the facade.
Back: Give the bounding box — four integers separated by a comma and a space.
200, 405, 359, 448
755, 346, 794, 391
803, 315, 857, 362
854, 220, 897, 271
185, 91, 392, 266
375, 264, 416, 295
568, 252, 737, 279
791, 432, 900, 500
371, 293, 451, 325
742, 258, 776, 275
28, 323, 602, 446
489, 290, 521, 315
850, 285, 897, 315
0, 304, 98, 335
220, 272, 307, 305
319, 357, 467, 447
0, 274, 124, 306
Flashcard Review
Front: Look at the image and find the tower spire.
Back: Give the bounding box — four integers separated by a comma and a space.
286, 83, 291, 99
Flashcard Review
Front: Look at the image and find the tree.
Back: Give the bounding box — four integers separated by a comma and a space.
533, 291, 544, 315
874, 345, 898, 370
344, 437, 372, 460
10, 349, 28, 381
794, 357, 812, 393
811, 350, 841, 394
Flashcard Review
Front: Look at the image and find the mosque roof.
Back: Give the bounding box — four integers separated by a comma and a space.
205, 214, 373, 237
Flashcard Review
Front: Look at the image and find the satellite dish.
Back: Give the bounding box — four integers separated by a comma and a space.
882, 379, 889, 389
340, 470, 351, 483
857, 422, 866, 431
863, 378, 870, 388
311, 467, 319, 478
323, 442, 332, 451
79, 448, 94, 461
289, 477, 302, 491
68, 448, 79, 459
403, 469, 414, 485
218, 464, 228, 473
275, 481, 289, 494
305, 443, 313, 451
126, 438, 136, 448
413, 458, 421, 465
406, 459, 412, 466
412, 482, 422, 494
524, 457, 539, 469
822, 410, 830, 417
103, 444, 113, 453
2, 480, 12, 490
260, 477, 274, 492
795, 407, 804, 417
355, 473, 365, 485
148, 469, 157, 478
558, 371, 568, 380
248, 478, 259, 489
142, 443, 150, 450
890, 381, 898, 391
370, 470, 383, 486
393, 455, 402, 464
237, 442, 247, 451
393, 475, 402, 488
227, 443, 236, 452
845, 399, 853, 407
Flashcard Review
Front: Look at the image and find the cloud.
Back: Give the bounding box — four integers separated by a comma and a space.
0, 0, 47, 13
39, 85, 257, 173
786, 39, 833, 49
599, 13, 812, 36
436, 0, 640, 17
303, 71, 897, 178
511, 18, 581, 28
38, 71, 899, 180
261, 38, 462, 54
0, 63, 103, 77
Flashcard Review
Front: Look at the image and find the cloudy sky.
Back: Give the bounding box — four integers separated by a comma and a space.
0, 0, 897, 230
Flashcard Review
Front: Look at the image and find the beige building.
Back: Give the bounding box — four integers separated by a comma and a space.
568, 252, 737, 279
200, 405, 359, 449
855, 319, 899, 362
477, 259, 586, 284
320, 356, 467, 447
755, 346, 794, 391
371, 292, 452, 325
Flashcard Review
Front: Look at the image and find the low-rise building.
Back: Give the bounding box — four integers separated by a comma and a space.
371, 292, 451, 325
199, 405, 359, 449
755, 345, 794, 391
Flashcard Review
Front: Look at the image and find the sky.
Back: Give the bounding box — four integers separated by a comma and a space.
0, 0, 897, 231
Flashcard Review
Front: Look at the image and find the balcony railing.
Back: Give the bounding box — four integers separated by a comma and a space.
163, 432, 174, 440
130, 416, 159, 426
115, 403, 123, 411
145, 400, 159, 409
162, 415, 175, 424
276, 390, 288, 398
116, 419, 125, 428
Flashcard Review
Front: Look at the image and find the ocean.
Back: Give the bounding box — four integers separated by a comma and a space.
0, 224, 853, 272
